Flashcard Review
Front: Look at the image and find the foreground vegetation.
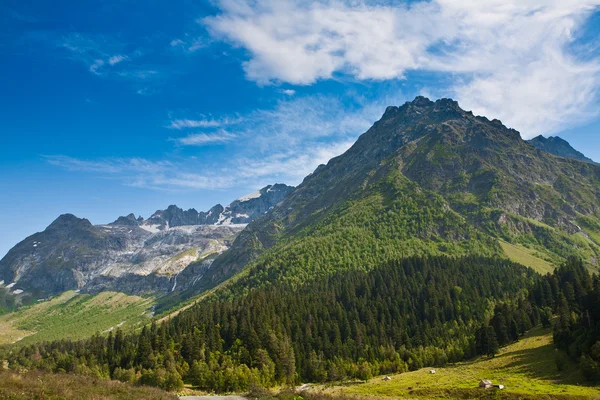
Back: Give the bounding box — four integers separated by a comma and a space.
0, 291, 153, 345
0, 369, 176, 399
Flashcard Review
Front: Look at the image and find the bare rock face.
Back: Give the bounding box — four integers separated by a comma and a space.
0, 184, 293, 298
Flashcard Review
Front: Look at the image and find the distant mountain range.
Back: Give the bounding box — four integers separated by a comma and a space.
0, 184, 293, 298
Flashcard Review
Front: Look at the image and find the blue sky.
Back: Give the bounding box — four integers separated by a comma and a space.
1, 0, 600, 258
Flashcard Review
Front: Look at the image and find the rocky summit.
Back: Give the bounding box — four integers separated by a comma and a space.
197, 96, 600, 295
0, 184, 293, 298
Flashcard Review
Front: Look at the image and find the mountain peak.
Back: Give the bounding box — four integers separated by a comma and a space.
528, 135, 596, 164
411, 95, 434, 107
110, 213, 141, 226
48, 214, 93, 230
406, 96, 461, 111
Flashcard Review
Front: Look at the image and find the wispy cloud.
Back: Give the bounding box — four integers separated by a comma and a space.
45, 155, 171, 174
44, 155, 234, 191
47, 91, 389, 191
57, 33, 162, 87
174, 131, 237, 146
169, 35, 208, 53
204, 0, 600, 137
108, 54, 127, 65
61, 33, 130, 75
168, 117, 241, 130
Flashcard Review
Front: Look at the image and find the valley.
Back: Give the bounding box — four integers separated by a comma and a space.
1, 97, 600, 399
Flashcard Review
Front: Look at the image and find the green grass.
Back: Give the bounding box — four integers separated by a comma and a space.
0, 370, 177, 400
499, 240, 555, 275
0, 291, 154, 345
314, 326, 599, 399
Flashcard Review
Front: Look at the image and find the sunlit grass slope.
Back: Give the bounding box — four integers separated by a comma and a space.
0, 291, 154, 345
499, 240, 555, 275
317, 326, 599, 399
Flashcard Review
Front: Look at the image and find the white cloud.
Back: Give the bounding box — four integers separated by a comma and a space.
281, 89, 296, 96
89, 59, 105, 74
175, 131, 237, 146
235, 140, 355, 182
168, 117, 241, 130
204, 0, 600, 137
108, 54, 127, 65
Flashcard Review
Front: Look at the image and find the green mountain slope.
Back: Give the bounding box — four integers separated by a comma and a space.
0, 291, 154, 345
195, 97, 600, 294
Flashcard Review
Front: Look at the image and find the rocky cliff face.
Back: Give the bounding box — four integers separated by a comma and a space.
0, 184, 293, 298
528, 135, 597, 164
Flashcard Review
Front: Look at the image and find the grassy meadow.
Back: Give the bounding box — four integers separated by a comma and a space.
499, 240, 555, 275
311, 326, 600, 399
0, 291, 154, 345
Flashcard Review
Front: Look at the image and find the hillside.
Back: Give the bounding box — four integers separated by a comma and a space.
314, 326, 598, 400
0, 290, 153, 345
195, 97, 600, 296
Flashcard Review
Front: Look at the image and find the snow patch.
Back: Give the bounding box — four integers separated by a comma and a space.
237, 190, 261, 202
12, 289, 23, 295
6, 282, 16, 289
140, 224, 161, 233
216, 212, 227, 225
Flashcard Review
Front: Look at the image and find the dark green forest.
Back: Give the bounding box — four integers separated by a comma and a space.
2, 256, 600, 392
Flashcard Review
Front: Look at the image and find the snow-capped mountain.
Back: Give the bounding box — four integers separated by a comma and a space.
0, 184, 294, 298
139, 184, 294, 231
